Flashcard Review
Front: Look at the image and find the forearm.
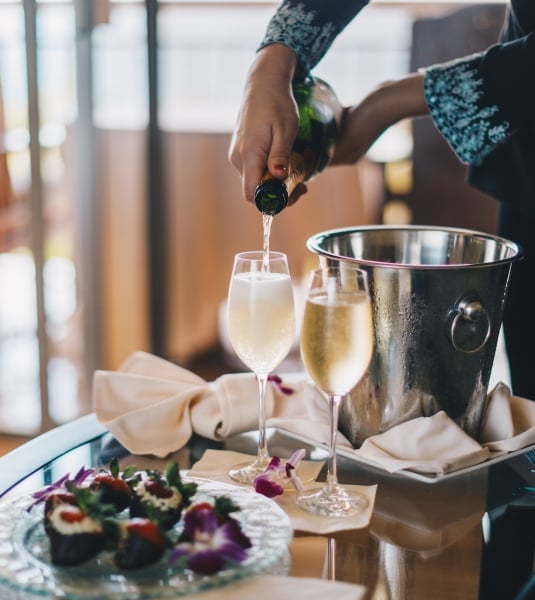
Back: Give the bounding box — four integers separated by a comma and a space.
368, 74, 428, 128
332, 73, 427, 166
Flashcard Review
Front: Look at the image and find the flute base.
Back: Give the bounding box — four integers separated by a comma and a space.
296, 484, 368, 517
228, 458, 270, 485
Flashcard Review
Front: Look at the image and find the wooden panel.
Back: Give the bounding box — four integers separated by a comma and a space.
99, 129, 151, 369
97, 129, 383, 366
163, 131, 383, 361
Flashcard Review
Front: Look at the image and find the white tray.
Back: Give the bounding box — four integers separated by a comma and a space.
277, 426, 535, 484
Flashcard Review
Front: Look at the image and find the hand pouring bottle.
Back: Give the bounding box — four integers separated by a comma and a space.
254, 76, 343, 216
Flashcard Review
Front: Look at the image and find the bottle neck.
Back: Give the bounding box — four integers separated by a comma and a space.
254, 177, 288, 216
255, 152, 308, 215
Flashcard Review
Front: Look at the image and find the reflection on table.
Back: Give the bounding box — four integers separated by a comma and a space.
0, 420, 534, 599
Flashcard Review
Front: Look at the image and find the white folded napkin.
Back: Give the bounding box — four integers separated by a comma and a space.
479, 381, 535, 451
94, 352, 535, 475
352, 411, 491, 475
94, 351, 328, 458
344, 381, 535, 475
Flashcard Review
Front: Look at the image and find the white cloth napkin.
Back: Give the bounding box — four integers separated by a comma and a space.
353, 411, 491, 475
479, 381, 535, 451
94, 352, 535, 476
189, 449, 377, 534
342, 381, 535, 475
94, 352, 327, 457
188, 449, 323, 490
193, 575, 367, 600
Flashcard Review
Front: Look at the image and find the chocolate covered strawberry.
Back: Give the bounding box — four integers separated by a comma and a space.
44, 485, 117, 566
129, 462, 197, 530
43, 491, 78, 534
46, 503, 108, 566
114, 518, 168, 570
90, 459, 134, 512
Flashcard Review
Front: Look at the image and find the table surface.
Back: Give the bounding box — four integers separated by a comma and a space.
0, 414, 534, 600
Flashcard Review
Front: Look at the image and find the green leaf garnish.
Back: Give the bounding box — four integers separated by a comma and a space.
213, 496, 240, 520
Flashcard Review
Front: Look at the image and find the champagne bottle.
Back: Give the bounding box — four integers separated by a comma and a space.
254, 75, 343, 216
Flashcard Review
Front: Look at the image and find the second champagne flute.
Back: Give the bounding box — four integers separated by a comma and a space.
297, 265, 374, 516
226, 251, 296, 484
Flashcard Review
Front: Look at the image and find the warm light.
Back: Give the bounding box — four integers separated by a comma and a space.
384, 159, 413, 195
383, 199, 412, 225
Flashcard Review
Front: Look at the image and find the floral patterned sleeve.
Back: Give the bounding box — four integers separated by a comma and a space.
423, 33, 535, 166
258, 0, 369, 76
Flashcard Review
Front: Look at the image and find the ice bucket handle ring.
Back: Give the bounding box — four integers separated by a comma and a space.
450, 296, 491, 354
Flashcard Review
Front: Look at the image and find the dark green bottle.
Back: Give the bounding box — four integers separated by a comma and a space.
254, 76, 342, 215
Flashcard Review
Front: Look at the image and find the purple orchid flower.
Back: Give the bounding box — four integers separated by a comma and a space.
27, 466, 94, 511
267, 374, 295, 395
253, 449, 305, 498
168, 502, 252, 575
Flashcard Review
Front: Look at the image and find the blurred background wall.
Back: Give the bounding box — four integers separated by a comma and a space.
0, 0, 504, 436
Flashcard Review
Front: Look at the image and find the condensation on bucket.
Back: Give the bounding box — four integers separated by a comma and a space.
307, 225, 523, 447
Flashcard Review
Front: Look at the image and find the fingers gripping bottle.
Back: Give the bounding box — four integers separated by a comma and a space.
254, 76, 343, 216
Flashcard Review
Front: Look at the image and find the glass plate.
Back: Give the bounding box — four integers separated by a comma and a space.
0, 477, 292, 599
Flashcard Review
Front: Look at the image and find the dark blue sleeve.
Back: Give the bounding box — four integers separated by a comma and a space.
258, 0, 370, 76
423, 33, 535, 165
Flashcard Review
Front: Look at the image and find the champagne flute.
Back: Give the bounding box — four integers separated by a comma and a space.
297, 266, 374, 516
226, 251, 295, 484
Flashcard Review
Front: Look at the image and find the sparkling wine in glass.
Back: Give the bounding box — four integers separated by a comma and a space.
297, 266, 374, 516
226, 251, 295, 484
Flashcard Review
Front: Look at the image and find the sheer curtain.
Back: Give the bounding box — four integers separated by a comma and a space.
0, 78, 12, 211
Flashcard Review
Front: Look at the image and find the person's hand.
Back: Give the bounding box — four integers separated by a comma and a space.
331, 73, 428, 166
230, 52, 427, 206
228, 44, 300, 204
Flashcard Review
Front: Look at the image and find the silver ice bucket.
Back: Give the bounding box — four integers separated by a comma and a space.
307, 225, 523, 447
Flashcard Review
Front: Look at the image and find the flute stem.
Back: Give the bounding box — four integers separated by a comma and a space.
326, 394, 342, 491
256, 373, 269, 465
